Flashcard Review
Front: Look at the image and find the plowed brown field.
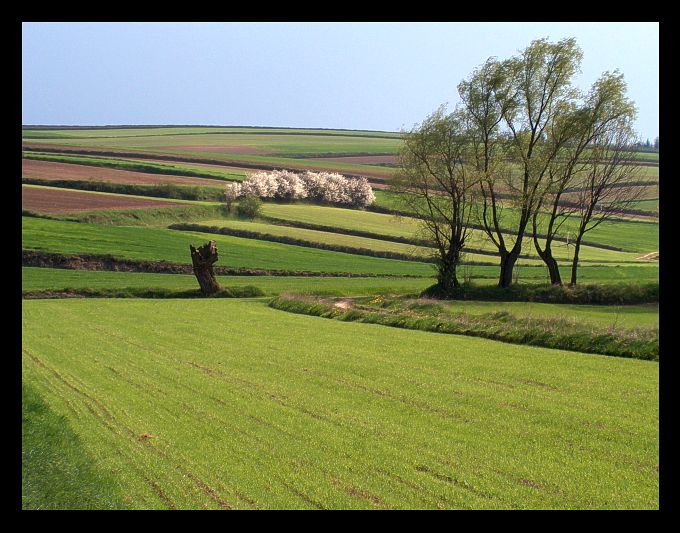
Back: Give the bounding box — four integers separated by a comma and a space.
22, 159, 224, 187
22, 186, 187, 214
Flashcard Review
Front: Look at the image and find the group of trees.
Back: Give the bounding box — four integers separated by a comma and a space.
394, 37, 643, 291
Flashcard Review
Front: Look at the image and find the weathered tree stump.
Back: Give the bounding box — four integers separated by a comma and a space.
190, 240, 221, 295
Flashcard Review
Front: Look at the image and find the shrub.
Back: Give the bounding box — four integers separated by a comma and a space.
237, 194, 263, 219
232, 170, 375, 207
224, 182, 242, 212
420, 281, 659, 305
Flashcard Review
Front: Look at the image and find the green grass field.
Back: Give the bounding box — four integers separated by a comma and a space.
22, 217, 658, 283
435, 300, 658, 328
22, 382, 129, 509
22, 267, 435, 296
259, 203, 651, 262
22, 217, 434, 277
22, 127, 658, 182
372, 191, 659, 255
22, 298, 658, 509
22, 126, 660, 510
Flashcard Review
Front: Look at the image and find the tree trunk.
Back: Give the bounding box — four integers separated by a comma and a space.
436, 248, 461, 295
437, 263, 460, 294
535, 246, 562, 285
569, 239, 583, 286
498, 250, 520, 288
190, 240, 221, 295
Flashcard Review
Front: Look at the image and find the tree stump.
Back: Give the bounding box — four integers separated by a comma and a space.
190, 240, 221, 295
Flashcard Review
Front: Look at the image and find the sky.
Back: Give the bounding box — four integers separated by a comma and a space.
22, 22, 659, 141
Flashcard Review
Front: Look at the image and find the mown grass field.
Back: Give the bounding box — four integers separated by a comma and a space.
22, 298, 658, 509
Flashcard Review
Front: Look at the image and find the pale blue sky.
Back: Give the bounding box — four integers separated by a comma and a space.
22, 22, 659, 141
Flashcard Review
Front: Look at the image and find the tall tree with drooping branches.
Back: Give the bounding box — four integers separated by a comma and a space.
393, 106, 479, 292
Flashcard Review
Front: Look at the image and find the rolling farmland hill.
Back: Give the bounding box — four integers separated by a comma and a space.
22, 126, 659, 510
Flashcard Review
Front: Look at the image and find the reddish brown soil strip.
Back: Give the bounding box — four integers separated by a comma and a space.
23, 159, 225, 187
155, 144, 273, 155
314, 155, 398, 165
22, 186, 187, 214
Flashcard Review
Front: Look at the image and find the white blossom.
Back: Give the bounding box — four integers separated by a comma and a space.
230, 169, 375, 207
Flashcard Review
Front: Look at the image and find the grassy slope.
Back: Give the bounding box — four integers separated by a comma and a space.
197, 215, 643, 265
22, 267, 434, 296
22, 382, 128, 509
21, 217, 434, 277
372, 191, 659, 254
23, 298, 658, 509
22, 216, 657, 283
260, 203, 652, 261
421, 299, 658, 329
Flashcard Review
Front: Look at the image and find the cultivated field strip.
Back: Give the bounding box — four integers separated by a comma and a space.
21, 267, 436, 296
21, 217, 435, 277
22, 299, 658, 509
23, 153, 251, 182
257, 204, 649, 262
21, 185, 191, 214
22, 159, 231, 187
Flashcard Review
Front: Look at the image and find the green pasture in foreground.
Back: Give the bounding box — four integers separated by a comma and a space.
21, 267, 435, 296
22, 382, 128, 510
22, 298, 658, 509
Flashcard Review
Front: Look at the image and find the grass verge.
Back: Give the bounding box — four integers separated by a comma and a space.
421, 281, 659, 305
268, 294, 658, 361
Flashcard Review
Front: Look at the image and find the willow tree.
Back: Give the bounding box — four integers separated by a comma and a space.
531, 71, 638, 285
569, 117, 642, 285
460, 38, 584, 287
393, 107, 478, 293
